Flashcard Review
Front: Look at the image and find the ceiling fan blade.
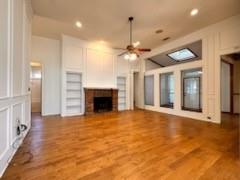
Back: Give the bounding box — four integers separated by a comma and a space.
118, 51, 128, 57
137, 48, 151, 52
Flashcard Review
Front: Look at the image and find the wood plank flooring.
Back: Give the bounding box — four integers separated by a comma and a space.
2, 110, 240, 180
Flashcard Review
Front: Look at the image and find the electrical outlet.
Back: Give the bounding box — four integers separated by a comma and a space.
16, 119, 21, 136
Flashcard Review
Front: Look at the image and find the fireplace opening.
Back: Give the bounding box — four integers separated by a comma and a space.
94, 97, 113, 113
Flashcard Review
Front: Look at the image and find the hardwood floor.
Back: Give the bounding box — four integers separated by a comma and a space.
2, 110, 240, 180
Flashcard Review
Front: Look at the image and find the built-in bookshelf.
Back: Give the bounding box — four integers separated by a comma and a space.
65, 72, 82, 115
117, 76, 127, 111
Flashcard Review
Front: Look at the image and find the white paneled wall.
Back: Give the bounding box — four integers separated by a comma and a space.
142, 14, 240, 123
0, 0, 32, 177
32, 35, 134, 116
31, 36, 61, 116
0, 0, 10, 98
61, 35, 119, 116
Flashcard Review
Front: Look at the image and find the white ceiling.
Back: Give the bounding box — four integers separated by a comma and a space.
31, 0, 240, 48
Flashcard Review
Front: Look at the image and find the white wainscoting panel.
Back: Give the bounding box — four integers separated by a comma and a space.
0, 108, 9, 160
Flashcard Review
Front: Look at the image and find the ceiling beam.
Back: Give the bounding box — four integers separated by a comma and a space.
147, 58, 165, 67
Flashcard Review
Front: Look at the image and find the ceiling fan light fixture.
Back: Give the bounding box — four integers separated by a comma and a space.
117, 17, 151, 59
124, 54, 130, 60
129, 53, 137, 61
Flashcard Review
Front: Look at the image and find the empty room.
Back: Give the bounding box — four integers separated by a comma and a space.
0, 0, 240, 179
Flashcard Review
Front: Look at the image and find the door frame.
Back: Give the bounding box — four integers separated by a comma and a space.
221, 59, 234, 114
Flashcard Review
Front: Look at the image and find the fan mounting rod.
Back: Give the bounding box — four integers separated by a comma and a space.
129, 17, 134, 45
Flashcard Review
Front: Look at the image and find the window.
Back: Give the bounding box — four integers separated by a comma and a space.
144, 75, 154, 106
182, 68, 202, 112
167, 48, 197, 61
160, 72, 174, 108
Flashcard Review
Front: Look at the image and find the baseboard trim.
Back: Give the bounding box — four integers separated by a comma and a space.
0, 128, 30, 178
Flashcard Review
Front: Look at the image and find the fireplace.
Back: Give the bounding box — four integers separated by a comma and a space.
94, 97, 112, 112
84, 88, 118, 115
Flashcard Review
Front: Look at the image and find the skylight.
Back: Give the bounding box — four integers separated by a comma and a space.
167, 48, 197, 61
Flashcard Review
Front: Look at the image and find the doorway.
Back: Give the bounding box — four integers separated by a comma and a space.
220, 52, 240, 123
30, 62, 42, 114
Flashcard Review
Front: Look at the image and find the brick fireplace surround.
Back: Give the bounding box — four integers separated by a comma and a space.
84, 88, 118, 115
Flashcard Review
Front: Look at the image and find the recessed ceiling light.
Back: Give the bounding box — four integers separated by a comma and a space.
155, 29, 163, 34
190, 8, 199, 16
75, 21, 82, 28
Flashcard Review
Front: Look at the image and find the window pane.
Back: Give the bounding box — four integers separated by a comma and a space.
144, 75, 154, 106
182, 68, 202, 112
168, 48, 197, 61
160, 72, 174, 108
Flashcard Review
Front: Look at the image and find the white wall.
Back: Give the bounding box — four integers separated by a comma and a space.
31, 36, 61, 115
61, 35, 136, 116
31, 35, 136, 116
62, 35, 117, 88
141, 14, 240, 123
0, 0, 32, 177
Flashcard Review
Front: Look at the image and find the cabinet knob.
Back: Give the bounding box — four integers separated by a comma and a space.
234, 46, 240, 50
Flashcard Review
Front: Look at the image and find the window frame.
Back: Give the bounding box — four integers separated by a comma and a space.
181, 68, 202, 112
159, 72, 174, 109
167, 48, 198, 62
144, 75, 155, 106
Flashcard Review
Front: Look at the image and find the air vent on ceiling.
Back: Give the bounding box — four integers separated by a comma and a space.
155, 29, 163, 34
163, 37, 170, 41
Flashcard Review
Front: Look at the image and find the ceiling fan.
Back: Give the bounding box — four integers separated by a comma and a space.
116, 17, 151, 61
